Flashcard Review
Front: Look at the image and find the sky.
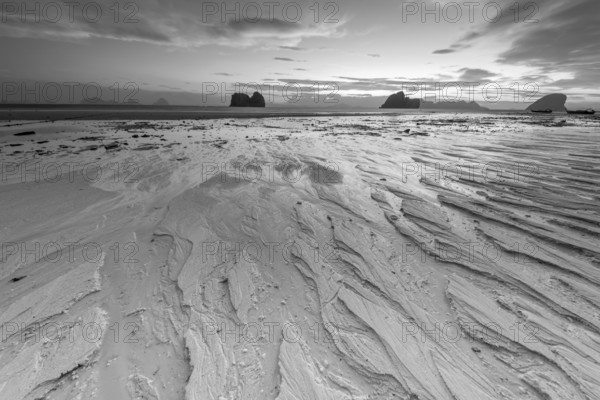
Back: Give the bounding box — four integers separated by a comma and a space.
0, 0, 598, 108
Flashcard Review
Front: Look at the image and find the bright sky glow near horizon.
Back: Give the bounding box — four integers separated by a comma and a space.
0, 0, 598, 107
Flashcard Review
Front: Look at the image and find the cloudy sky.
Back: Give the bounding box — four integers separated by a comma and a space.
0, 0, 598, 107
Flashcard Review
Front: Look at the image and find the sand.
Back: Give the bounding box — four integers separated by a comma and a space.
0, 113, 599, 399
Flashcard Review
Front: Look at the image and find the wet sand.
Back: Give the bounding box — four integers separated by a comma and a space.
0, 105, 420, 122
0, 113, 599, 399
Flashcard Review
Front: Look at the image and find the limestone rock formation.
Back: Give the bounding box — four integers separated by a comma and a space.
526, 94, 567, 112
250, 92, 266, 107
230, 92, 266, 107
380, 91, 420, 109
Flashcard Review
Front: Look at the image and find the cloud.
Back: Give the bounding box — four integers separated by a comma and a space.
456, 68, 497, 81
433, 49, 456, 54
443, 0, 599, 90
495, 1, 598, 60
327, 76, 472, 92
433, 42, 472, 54
368, 54, 381, 58
0, 0, 347, 48
546, 67, 600, 90
280, 46, 305, 51
274, 57, 306, 62
496, 0, 599, 90
225, 18, 297, 33
458, 32, 481, 43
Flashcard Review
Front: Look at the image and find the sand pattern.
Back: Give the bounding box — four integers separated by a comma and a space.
0, 113, 599, 399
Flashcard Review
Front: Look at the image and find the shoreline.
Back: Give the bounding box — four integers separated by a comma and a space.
0, 105, 524, 122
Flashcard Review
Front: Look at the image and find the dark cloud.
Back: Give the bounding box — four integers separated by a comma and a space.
497, 0, 599, 90
433, 49, 456, 54
327, 76, 474, 93
280, 46, 305, 51
498, 3, 599, 63
0, 15, 172, 43
225, 18, 300, 34
433, 41, 472, 54
0, 2, 346, 47
274, 57, 306, 62
446, 0, 598, 90
368, 54, 381, 58
458, 32, 481, 43
456, 68, 497, 81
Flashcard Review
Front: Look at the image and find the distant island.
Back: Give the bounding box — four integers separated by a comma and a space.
230, 92, 266, 107
153, 98, 169, 106
526, 94, 567, 112
380, 92, 420, 109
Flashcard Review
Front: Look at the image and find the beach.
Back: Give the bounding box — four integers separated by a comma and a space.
1, 112, 599, 399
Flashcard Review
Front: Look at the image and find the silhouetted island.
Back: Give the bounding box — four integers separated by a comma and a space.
526, 94, 567, 112
153, 98, 169, 106
230, 92, 266, 107
380, 92, 420, 109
